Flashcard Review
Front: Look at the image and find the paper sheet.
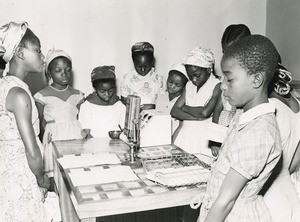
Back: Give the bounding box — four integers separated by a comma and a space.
58, 153, 121, 169
205, 122, 228, 143
68, 165, 139, 186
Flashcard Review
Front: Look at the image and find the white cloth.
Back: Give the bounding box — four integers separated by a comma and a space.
79, 101, 126, 138
156, 91, 180, 134
263, 98, 300, 222
183, 47, 214, 68
174, 75, 220, 154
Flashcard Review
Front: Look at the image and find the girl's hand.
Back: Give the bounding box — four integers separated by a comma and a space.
37, 174, 50, 190
210, 145, 220, 157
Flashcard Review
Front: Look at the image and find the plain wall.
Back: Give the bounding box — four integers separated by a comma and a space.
1, 0, 267, 95
266, 0, 300, 82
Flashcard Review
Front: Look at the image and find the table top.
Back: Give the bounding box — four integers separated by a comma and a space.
53, 137, 207, 219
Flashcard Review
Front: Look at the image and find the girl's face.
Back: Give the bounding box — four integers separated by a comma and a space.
95, 81, 116, 102
185, 65, 210, 87
133, 54, 153, 76
167, 71, 186, 96
22, 39, 45, 73
220, 56, 255, 111
48, 58, 72, 87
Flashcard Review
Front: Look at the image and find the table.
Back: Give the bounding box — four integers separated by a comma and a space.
52, 137, 207, 222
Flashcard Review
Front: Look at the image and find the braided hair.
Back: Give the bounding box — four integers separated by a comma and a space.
221, 24, 251, 52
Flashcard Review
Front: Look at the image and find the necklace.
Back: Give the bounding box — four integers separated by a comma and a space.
50, 84, 69, 92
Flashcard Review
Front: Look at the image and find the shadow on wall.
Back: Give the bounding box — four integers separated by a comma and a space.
24, 72, 47, 95
24, 71, 75, 96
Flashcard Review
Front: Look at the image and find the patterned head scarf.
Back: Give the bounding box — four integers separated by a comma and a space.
273, 64, 292, 96
45, 49, 72, 72
170, 63, 188, 79
0, 21, 28, 63
131, 42, 154, 54
91, 65, 116, 82
183, 47, 215, 68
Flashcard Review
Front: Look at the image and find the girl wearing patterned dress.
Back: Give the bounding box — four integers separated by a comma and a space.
34, 49, 84, 178
198, 35, 282, 222
171, 47, 221, 155
0, 21, 50, 222
120, 42, 165, 110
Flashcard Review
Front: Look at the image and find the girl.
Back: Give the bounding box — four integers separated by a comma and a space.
199, 35, 281, 222
171, 47, 221, 154
156, 63, 188, 142
79, 65, 125, 138
263, 65, 300, 221
211, 24, 251, 157
34, 49, 84, 178
0, 21, 50, 221
120, 42, 165, 110
213, 24, 251, 127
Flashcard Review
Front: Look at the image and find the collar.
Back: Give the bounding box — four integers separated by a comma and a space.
239, 102, 275, 125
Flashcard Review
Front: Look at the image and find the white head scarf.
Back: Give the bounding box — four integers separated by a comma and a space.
0, 21, 28, 63
183, 47, 214, 68
170, 63, 188, 79
45, 49, 72, 72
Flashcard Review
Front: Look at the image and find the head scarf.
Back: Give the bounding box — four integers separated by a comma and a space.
183, 47, 214, 68
170, 63, 188, 79
273, 64, 292, 96
131, 42, 154, 54
91, 65, 116, 82
45, 49, 72, 72
0, 21, 28, 63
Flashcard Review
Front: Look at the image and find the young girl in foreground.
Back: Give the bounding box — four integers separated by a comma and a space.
79, 66, 125, 138
156, 63, 188, 141
34, 49, 84, 177
199, 35, 282, 222
171, 47, 221, 154
0, 21, 50, 221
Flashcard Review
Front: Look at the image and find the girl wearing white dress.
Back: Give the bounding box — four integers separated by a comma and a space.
79, 66, 125, 138
34, 49, 84, 178
263, 65, 300, 222
171, 47, 221, 154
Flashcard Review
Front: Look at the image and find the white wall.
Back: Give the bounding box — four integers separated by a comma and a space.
266, 0, 300, 82
1, 0, 267, 95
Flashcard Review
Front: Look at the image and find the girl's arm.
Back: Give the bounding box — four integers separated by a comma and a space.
289, 141, 300, 174
6, 87, 50, 189
182, 83, 221, 118
172, 120, 183, 142
35, 101, 45, 141
171, 88, 198, 121
205, 168, 248, 222
212, 92, 223, 124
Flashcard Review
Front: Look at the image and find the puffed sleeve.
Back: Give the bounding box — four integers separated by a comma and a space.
227, 123, 280, 180
78, 102, 90, 130
33, 92, 45, 106
120, 74, 131, 97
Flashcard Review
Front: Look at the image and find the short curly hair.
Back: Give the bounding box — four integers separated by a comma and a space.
223, 34, 279, 86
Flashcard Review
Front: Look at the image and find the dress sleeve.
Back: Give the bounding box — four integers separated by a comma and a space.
120, 74, 131, 97
227, 124, 279, 180
78, 103, 90, 130
33, 92, 45, 106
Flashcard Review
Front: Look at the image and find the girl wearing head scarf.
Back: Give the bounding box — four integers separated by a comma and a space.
34, 49, 85, 179
0, 21, 50, 221
171, 47, 221, 155
156, 63, 188, 141
120, 42, 166, 110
